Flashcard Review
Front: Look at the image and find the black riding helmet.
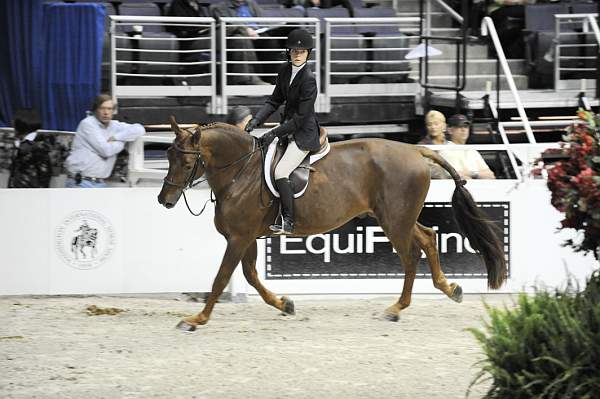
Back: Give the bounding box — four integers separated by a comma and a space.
285, 29, 313, 63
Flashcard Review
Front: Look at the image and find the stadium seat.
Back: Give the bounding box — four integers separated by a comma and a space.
524, 3, 566, 32
116, 0, 164, 4
254, 0, 282, 8
117, 3, 179, 81
570, 3, 597, 15
260, 6, 305, 18
353, 7, 411, 83
352, 5, 397, 35
118, 3, 165, 33
306, 6, 350, 33
307, 7, 366, 84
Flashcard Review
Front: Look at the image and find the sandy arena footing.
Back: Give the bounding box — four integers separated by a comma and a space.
0, 294, 513, 399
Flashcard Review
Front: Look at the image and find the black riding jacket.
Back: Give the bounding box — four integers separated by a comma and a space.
254, 62, 320, 152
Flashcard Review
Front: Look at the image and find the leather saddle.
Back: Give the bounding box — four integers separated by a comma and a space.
263, 127, 330, 199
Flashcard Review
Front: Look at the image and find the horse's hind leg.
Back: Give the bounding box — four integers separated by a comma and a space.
381, 231, 421, 322
414, 222, 463, 303
372, 206, 420, 321
240, 240, 295, 315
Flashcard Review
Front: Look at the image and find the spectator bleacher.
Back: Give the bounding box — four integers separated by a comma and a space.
353, 6, 411, 83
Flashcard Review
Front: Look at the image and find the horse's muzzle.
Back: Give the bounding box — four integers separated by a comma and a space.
157, 190, 180, 209
162, 201, 175, 209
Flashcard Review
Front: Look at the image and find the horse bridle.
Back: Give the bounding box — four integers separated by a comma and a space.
162, 142, 206, 191
164, 137, 260, 216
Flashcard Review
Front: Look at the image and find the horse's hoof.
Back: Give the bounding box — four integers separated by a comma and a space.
451, 284, 463, 303
176, 320, 197, 332
383, 312, 399, 322
281, 296, 295, 315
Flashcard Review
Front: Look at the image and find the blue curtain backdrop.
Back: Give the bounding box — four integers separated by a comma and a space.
0, 0, 43, 127
0, 2, 104, 130
42, 3, 105, 130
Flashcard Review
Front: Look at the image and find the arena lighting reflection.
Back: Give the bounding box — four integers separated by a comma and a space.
278, 225, 477, 263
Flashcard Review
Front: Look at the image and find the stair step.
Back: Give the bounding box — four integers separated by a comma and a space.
401, 27, 461, 36
417, 43, 488, 59
413, 74, 529, 91
430, 89, 600, 109
413, 59, 527, 75
396, 11, 454, 27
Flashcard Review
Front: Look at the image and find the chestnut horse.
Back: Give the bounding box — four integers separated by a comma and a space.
158, 117, 506, 331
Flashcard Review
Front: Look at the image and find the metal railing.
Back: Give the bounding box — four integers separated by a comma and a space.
109, 16, 428, 114
323, 17, 420, 111
481, 17, 535, 143
495, 117, 575, 177
417, 0, 470, 113
553, 13, 599, 91
218, 17, 320, 113
109, 15, 217, 113
126, 129, 573, 185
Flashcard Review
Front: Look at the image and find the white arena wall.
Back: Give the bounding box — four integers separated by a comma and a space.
0, 181, 596, 296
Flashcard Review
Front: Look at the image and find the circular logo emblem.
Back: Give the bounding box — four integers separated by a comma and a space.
55, 210, 116, 270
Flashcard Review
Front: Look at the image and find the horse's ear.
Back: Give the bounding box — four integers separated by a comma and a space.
169, 116, 182, 137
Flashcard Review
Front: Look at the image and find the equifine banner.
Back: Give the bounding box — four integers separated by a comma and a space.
265, 202, 510, 280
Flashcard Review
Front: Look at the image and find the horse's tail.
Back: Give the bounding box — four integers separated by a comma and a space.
416, 147, 507, 289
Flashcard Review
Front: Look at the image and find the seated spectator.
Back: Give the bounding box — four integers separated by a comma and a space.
418, 110, 450, 179
446, 0, 487, 34
8, 108, 53, 188
418, 110, 449, 145
167, 0, 211, 77
226, 106, 253, 130
211, 0, 269, 85
439, 114, 496, 180
65, 94, 145, 188
488, 0, 532, 59
167, 0, 208, 36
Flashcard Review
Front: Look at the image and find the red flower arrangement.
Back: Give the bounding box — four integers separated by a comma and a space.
544, 110, 600, 258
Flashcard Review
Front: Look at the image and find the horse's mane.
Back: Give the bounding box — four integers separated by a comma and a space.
198, 122, 253, 145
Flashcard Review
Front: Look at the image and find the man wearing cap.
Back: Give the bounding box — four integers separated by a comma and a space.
439, 114, 495, 180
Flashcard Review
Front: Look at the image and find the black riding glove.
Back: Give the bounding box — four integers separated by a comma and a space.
244, 118, 258, 133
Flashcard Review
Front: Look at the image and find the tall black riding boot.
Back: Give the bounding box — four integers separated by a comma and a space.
270, 178, 294, 234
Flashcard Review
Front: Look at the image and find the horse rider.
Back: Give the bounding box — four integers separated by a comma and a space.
244, 28, 321, 235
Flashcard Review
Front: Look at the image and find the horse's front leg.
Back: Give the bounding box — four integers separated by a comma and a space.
241, 240, 295, 315
176, 237, 251, 331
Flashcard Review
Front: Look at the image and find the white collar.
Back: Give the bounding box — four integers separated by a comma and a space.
291, 63, 306, 72
24, 131, 38, 141
14, 131, 38, 148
